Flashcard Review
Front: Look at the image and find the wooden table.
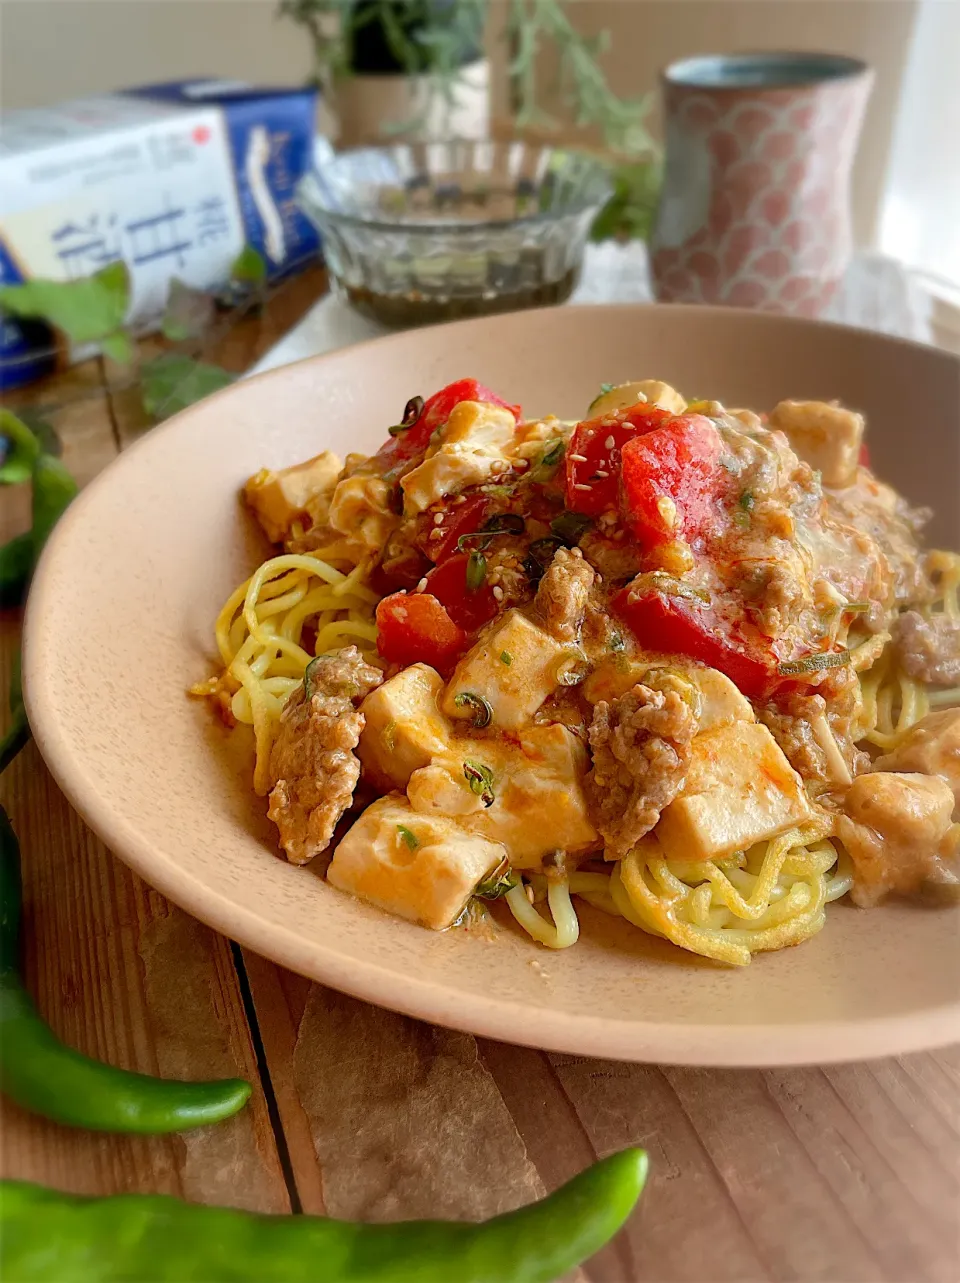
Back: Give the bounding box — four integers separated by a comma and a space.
2, 268, 958, 1283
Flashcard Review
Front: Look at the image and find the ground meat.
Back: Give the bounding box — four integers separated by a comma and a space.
891, 611, 960, 686
267, 646, 383, 865
824, 473, 931, 609
586, 683, 697, 860
760, 666, 868, 788
535, 547, 595, 642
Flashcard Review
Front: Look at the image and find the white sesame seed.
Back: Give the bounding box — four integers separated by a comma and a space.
454, 495, 467, 505
594, 469, 610, 479
429, 528, 442, 540
492, 585, 504, 601
526, 884, 535, 904
415, 577, 428, 593
433, 512, 444, 525
574, 483, 592, 492
514, 458, 528, 470
604, 435, 616, 450
570, 453, 588, 463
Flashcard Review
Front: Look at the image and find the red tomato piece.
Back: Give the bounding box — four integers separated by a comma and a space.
612, 585, 776, 699
858, 443, 871, 469
374, 379, 521, 472
620, 414, 725, 548
417, 493, 492, 564
425, 553, 499, 633
565, 404, 674, 515
376, 592, 468, 673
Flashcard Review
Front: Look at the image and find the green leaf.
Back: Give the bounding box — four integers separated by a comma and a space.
0, 261, 131, 353
230, 245, 268, 286
100, 330, 136, 365
161, 278, 215, 342
13, 410, 62, 459
141, 354, 234, 422
396, 824, 419, 851
0, 411, 40, 485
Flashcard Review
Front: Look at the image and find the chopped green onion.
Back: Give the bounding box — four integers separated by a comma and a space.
777, 651, 854, 676
456, 513, 525, 554
396, 825, 419, 851
550, 511, 593, 545
466, 550, 486, 592
463, 760, 495, 807
739, 491, 755, 512
453, 691, 493, 728
587, 381, 616, 411
844, 601, 871, 614
475, 857, 519, 899
500, 650, 513, 666
303, 655, 323, 699
387, 395, 424, 436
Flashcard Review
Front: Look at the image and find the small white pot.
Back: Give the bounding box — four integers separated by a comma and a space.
334, 58, 489, 147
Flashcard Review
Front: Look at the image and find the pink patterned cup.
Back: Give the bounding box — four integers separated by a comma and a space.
651, 52, 873, 316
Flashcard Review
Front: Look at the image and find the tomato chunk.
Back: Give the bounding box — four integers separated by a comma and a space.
417, 492, 492, 564
620, 414, 726, 548
425, 553, 499, 633
376, 592, 468, 673
858, 443, 871, 469
612, 585, 776, 699
375, 379, 521, 471
565, 403, 673, 515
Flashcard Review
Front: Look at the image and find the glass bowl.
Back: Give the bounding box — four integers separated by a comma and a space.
297, 140, 613, 327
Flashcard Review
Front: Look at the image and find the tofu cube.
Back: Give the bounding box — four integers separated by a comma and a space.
588, 380, 687, 418
401, 402, 517, 514
875, 708, 960, 811
584, 660, 754, 733
328, 795, 506, 930
443, 610, 573, 730
464, 725, 600, 868
243, 451, 341, 543
769, 399, 864, 488
656, 722, 813, 861
328, 470, 399, 551
357, 664, 450, 791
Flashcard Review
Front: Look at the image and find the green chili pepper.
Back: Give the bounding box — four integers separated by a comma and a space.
0, 532, 34, 609
0, 652, 28, 775
0, 1147, 647, 1282
30, 452, 78, 560
0, 806, 251, 1133
0, 410, 41, 486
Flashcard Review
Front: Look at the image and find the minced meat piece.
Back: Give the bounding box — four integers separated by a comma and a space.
268, 646, 382, 865
891, 611, 960, 686
586, 683, 697, 860
534, 547, 596, 643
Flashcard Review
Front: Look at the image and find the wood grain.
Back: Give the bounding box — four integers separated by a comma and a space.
0, 371, 288, 1210
3, 278, 959, 1283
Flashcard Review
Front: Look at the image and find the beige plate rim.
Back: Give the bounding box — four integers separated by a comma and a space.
22, 303, 960, 1066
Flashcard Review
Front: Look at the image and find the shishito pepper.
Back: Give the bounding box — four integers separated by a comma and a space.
0, 805, 252, 1133
0, 1147, 647, 1282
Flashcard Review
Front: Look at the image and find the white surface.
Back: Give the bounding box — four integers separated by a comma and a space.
251, 242, 935, 378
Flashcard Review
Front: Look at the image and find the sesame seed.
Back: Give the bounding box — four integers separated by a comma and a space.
429, 528, 443, 540
453, 495, 467, 505
601, 417, 619, 428
514, 459, 528, 470
433, 512, 444, 525
415, 577, 428, 593
492, 585, 504, 601
574, 483, 592, 492
570, 453, 588, 463
604, 435, 616, 450
526, 884, 535, 904
594, 469, 609, 479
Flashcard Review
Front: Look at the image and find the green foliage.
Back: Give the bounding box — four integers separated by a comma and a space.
230, 245, 268, 286
140, 355, 235, 422
0, 411, 41, 485
590, 159, 663, 243
161, 279, 215, 342
0, 261, 134, 364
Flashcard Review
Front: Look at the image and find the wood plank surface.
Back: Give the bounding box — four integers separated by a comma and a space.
2, 272, 958, 1283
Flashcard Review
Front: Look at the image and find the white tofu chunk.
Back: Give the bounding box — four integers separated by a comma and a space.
768, 399, 864, 488
401, 401, 517, 514
656, 722, 813, 861
588, 380, 687, 418
328, 470, 399, 551
584, 659, 754, 733
357, 664, 451, 791
443, 610, 573, 731
875, 708, 960, 812
243, 451, 341, 543
328, 794, 506, 930
407, 725, 600, 869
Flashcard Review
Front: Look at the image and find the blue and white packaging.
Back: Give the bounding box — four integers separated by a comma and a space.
0, 79, 321, 388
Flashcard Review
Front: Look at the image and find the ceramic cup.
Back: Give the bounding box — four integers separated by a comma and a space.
651, 52, 873, 316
